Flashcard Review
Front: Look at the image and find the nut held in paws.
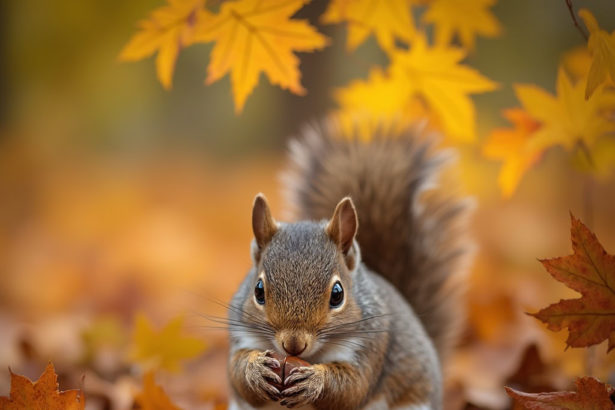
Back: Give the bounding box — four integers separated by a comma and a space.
268, 352, 311, 391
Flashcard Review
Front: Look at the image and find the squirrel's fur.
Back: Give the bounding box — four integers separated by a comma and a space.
227, 121, 472, 410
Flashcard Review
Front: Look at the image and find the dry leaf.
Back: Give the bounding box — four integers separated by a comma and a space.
531, 214, 615, 351
134, 371, 181, 410
578, 9, 615, 99
506, 377, 615, 410
119, 0, 209, 89
321, 0, 415, 52
194, 0, 328, 113
515, 68, 615, 153
0, 363, 85, 410
130, 314, 206, 372
422, 0, 501, 50
389, 34, 498, 142
482, 108, 542, 198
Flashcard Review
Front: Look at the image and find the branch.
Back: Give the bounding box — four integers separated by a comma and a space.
565, 0, 588, 41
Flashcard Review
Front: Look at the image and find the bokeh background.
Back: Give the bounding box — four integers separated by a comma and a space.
1, 0, 615, 409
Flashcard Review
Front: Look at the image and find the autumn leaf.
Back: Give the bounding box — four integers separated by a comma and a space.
389, 34, 498, 142
422, 0, 501, 50
482, 108, 542, 198
562, 46, 593, 80
531, 214, 615, 351
119, 0, 209, 90
515, 68, 615, 153
321, 0, 415, 52
193, 0, 328, 113
578, 9, 615, 99
505, 377, 615, 410
130, 314, 206, 372
0, 363, 85, 410
333, 67, 432, 140
134, 371, 181, 410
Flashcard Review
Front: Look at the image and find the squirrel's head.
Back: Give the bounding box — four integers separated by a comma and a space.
245, 193, 362, 359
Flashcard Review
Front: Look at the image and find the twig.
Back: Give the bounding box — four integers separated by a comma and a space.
565, 0, 588, 41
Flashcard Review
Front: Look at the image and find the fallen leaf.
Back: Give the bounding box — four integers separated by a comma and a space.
134, 371, 181, 410
422, 0, 501, 50
578, 9, 615, 99
389, 34, 498, 141
130, 314, 206, 372
194, 0, 328, 113
531, 214, 615, 351
482, 108, 542, 198
119, 0, 209, 89
515, 68, 615, 153
505, 377, 615, 410
562, 46, 592, 80
0, 362, 85, 410
321, 0, 415, 52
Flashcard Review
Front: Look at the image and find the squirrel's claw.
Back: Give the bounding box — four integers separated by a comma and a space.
280, 365, 325, 408
245, 350, 282, 402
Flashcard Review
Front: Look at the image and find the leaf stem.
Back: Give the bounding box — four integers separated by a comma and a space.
564, 0, 588, 41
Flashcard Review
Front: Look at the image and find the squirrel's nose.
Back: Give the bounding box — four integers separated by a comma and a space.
282, 339, 307, 356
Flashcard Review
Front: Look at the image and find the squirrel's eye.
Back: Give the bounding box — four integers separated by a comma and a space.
329, 281, 344, 308
254, 279, 265, 305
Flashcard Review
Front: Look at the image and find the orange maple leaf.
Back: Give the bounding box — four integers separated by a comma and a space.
0, 363, 85, 410
505, 377, 615, 410
119, 0, 209, 89
194, 0, 328, 113
482, 108, 542, 198
531, 214, 615, 351
321, 0, 416, 52
134, 371, 181, 410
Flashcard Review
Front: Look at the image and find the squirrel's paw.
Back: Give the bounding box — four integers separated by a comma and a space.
279, 364, 325, 408
245, 350, 282, 402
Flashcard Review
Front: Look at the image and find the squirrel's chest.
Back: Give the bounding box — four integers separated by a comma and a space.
228, 400, 313, 410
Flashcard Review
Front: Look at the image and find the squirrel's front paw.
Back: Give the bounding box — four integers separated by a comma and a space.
245, 350, 283, 402
279, 364, 325, 408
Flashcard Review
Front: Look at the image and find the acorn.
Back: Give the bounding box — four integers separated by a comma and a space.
268, 352, 310, 391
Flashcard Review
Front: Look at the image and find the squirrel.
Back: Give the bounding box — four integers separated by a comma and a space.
227, 122, 472, 410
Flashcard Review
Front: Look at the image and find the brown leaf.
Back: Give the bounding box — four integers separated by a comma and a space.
530, 213, 615, 351
505, 377, 615, 410
0, 362, 85, 409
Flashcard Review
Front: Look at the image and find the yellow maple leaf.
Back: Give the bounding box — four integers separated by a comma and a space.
130, 314, 206, 372
193, 0, 328, 113
321, 0, 415, 52
562, 45, 593, 80
578, 9, 615, 99
515, 68, 615, 153
0, 363, 85, 410
422, 0, 501, 50
119, 0, 209, 90
334, 68, 432, 140
389, 35, 498, 142
482, 108, 542, 198
134, 371, 181, 410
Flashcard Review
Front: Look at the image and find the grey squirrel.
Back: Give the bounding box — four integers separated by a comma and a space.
227, 122, 472, 410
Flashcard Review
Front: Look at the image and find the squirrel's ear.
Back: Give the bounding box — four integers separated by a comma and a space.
327, 197, 358, 255
252, 193, 278, 249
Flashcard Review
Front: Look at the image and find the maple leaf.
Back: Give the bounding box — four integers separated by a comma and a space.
530, 214, 615, 351
422, 0, 501, 50
505, 377, 615, 410
134, 371, 181, 410
578, 9, 615, 99
193, 0, 328, 113
0, 363, 85, 410
119, 0, 209, 90
515, 68, 615, 153
389, 35, 498, 142
321, 0, 415, 53
482, 108, 542, 198
130, 314, 206, 372
333, 68, 432, 139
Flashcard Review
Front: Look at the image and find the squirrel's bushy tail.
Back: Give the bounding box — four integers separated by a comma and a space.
282, 121, 473, 360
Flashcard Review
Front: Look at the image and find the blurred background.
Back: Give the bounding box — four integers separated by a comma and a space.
1, 0, 615, 409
